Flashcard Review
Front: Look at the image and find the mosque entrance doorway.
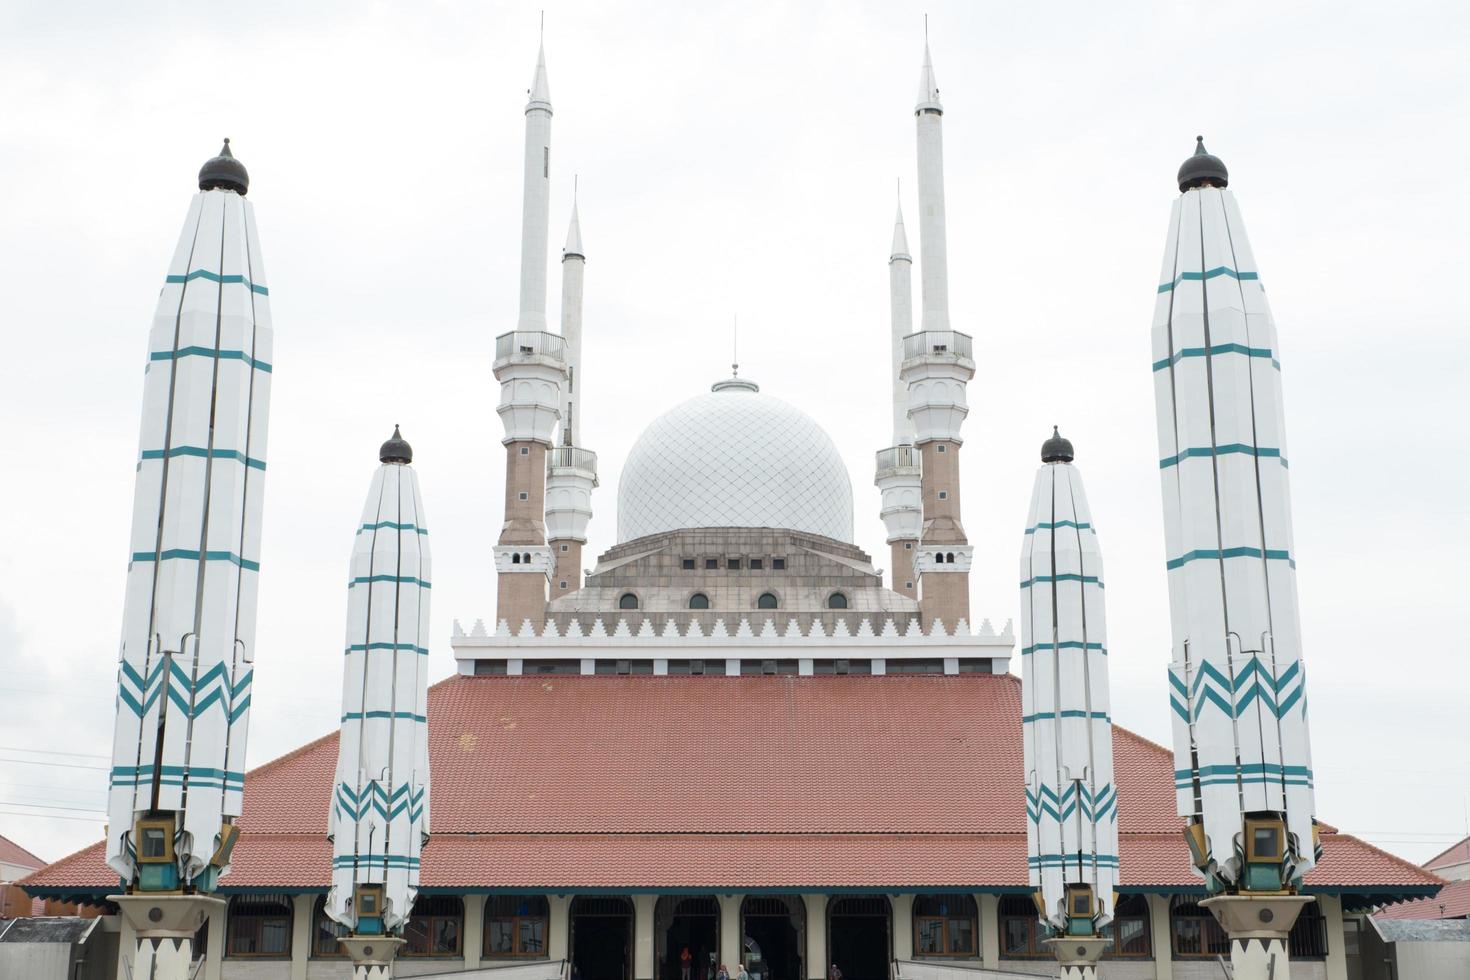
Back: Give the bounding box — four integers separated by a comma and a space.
827, 896, 890, 980
656, 896, 720, 980
742, 895, 805, 980
572, 896, 633, 980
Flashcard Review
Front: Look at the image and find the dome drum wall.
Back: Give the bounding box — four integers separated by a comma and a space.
617, 384, 855, 544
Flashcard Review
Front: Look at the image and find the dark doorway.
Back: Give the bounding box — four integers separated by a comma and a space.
828, 896, 890, 980
572, 896, 633, 980
743, 896, 804, 980
656, 896, 719, 980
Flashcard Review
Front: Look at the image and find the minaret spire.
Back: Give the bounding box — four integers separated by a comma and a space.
518, 32, 554, 330
914, 32, 949, 332
875, 186, 922, 599
888, 199, 913, 443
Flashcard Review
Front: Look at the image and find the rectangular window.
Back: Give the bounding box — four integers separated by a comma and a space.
749, 558, 763, 570
474, 660, 508, 675
936, 443, 946, 452
682, 558, 696, 570
705, 558, 719, 570
1002, 918, 1032, 956
543, 146, 549, 178
520, 446, 530, 455
518, 491, 529, 501
938, 490, 948, 500
916, 919, 945, 955
728, 558, 741, 570
772, 558, 786, 570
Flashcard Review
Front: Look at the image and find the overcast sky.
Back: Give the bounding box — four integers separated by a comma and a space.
1, 0, 1467, 872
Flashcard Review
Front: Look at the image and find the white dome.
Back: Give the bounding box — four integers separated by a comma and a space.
617, 379, 855, 543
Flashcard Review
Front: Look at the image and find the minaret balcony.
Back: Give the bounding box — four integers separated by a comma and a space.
874, 445, 923, 480
547, 446, 599, 477
901, 329, 974, 365
494, 330, 568, 368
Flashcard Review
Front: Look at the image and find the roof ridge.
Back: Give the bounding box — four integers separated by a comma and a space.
1423, 834, 1470, 870
1332, 832, 1448, 885
0, 833, 47, 869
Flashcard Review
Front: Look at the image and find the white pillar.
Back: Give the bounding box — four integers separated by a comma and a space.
289, 894, 313, 980
801, 895, 827, 980
463, 894, 486, 969
1320, 895, 1349, 980
890, 894, 913, 962
198, 904, 224, 980
634, 894, 658, 980
719, 894, 744, 973
116, 910, 136, 979
550, 895, 572, 963
519, 45, 553, 330
1148, 894, 1173, 980
976, 894, 999, 970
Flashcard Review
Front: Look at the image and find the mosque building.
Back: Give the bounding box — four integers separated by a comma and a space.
19, 31, 1440, 980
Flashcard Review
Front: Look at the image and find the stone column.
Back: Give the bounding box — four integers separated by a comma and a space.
719, 894, 745, 974
1147, 894, 1174, 980
976, 894, 1000, 970
634, 894, 657, 980
1202, 895, 1313, 980
890, 894, 913, 962
290, 894, 313, 980
549, 895, 572, 963
202, 904, 225, 980
801, 895, 827, 980
1320, 895, 1349, 980
462, 894, 486, 969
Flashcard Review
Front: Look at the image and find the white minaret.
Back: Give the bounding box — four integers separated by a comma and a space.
517, 40, 553, 330
901, 33, 975, 629
915, 40, 950, 333
546, 197, 598, 599
1020, 430, 1117, 980
875, 197, 922, 599
494, 35, 568, 632
889, 199, 915, 444
105, 140, 271, 979
326, 428, 432, 980
1154, 139, 1318, 980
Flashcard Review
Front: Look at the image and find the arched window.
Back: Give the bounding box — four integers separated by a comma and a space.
523, 553, 532, 564
311, 896, 348, 958
226, 894, 293, 958
511, 553, 521, 565
689, 593, 710, 610
1170, 897, 1228, 958
485, 895, 550, 958
827, 592, 848, 609
619, 593, 639, 610
1103, 895, 1151, 959
404, 895, 464, 958
997, 895, 1048, 959
1288, 898, 1328, 958
946, 552, 955, 563
757, 593, 779, 609
914, 894, 978, 957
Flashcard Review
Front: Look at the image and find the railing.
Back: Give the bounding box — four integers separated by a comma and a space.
875, 445, 922, 473
903, 329, 973, 361
495, 330, 567, 362
548, 446, 598, 471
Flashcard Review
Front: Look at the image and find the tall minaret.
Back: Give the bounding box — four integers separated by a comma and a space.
493, 37, 568, 633
900, 34, 976, 630
1020, 429, 1117, 980
327, 428, 432, 980
1153, 139, 1319, 980
874, 198, 922, 600
546, 197, 598, 599
518, 39, 553, 331
104, 140, 271, 978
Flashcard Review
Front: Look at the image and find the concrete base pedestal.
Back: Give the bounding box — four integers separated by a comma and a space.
1201, 895, 1314, 980
1043, 936, 1109, 979
340, 935, 406, 979
110, 893, 224, 980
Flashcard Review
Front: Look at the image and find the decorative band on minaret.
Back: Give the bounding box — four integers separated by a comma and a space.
495, 37, 568, 634
105, 139, 272, 977
326, 429, 432, 980
902, 35, 974, 631
1153, 139, 1320, 980
547, 198, 597, 599
875, 199, 922, 600
1020, 430, 1117, 980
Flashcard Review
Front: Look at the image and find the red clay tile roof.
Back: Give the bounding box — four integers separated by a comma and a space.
1424, 836, 1470, 873
0, 834, 45, 872
19, 674, 1441, 896
1375, 878, 1468, 920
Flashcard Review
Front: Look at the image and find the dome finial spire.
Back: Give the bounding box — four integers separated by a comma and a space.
198, 137, 249, 195
380, 424, 413, 464
1177, 135, 1228, 192
1041, 425, 1074, 463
